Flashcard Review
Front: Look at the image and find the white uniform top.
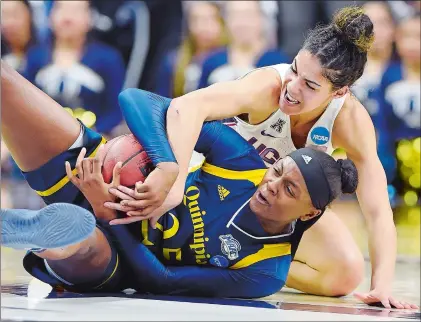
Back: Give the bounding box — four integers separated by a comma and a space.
189, 63, 347, 168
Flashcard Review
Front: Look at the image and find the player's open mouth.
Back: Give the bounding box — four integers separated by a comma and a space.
256, 191, 270, 206
284, 89, 300, 105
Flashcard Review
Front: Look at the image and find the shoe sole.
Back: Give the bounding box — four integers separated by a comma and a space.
1, 203, 96, 249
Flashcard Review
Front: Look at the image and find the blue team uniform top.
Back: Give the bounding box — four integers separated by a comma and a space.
197, 48, 290, 89
112, 102, 297, 298
23, 41, 125, 134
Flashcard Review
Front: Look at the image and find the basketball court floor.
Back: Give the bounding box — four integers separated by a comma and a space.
1, 200, 420, 321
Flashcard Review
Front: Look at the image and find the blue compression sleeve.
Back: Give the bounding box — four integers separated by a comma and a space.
118, 89, 177, 165
118, 89, 265, 171
108, 224, 284, 298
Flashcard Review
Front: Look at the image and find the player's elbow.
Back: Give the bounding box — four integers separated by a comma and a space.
260, 278, 285, 297
168, 93, 209, 124
118, 88, 143, 112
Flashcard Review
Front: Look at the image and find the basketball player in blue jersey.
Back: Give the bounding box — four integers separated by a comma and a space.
106, 7, 419, 309
1, 61, 358, 298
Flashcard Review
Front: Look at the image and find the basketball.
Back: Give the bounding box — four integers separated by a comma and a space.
101, 134, 154, 187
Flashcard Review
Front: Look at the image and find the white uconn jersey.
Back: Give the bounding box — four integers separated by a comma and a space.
228, 64, 347, 167
189, 63, 347, 168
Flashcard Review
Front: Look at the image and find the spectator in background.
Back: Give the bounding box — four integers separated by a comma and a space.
198, 1, 290, 89
352, 1, 398, 184
24, 1, 125, 137
156, 1, 228, 98
1, 0, 36, 73
379, 13, 420, 198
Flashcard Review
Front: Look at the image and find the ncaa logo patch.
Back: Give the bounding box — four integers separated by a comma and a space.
310, 127, 330, 145
210, 255, 229, 268
219, 234, 241, 260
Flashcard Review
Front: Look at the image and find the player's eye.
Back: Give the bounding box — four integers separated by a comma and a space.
290, 66, 297, 74
306, 83, 316, 91
274, 167, 281, 176
285, 182, 295, 198
284, 180, 295, 198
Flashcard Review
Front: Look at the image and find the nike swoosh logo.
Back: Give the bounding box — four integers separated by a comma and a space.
261, 130, 281, 138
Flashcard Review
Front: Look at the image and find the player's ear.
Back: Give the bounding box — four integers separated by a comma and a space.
332, 86, 348, 99
300, 208, 321, 221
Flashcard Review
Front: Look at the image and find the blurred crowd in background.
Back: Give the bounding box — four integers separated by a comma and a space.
1, 1, 420, 225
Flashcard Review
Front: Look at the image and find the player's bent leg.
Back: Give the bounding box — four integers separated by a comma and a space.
286, 209, 365, 296
25, 227, 122, 292
23, 123, 105, 208
39, 226, 114, 287
1, 60, 81, 172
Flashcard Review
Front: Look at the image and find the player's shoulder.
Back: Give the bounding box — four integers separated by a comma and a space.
333, 94, 375, 146
338, 94, 372, 126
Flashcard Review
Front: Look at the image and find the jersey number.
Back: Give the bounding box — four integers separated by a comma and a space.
141, 213, 182, 262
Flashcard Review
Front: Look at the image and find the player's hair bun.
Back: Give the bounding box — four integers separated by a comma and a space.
332, 6, 374, 53
337, 159, 358, 194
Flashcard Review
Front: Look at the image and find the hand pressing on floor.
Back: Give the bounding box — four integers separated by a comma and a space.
354, 289, 419, 310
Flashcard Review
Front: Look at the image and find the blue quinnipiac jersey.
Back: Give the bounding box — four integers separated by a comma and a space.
118, 121, 298, 298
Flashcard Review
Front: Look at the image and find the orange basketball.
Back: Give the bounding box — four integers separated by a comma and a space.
101, 134, 154, 187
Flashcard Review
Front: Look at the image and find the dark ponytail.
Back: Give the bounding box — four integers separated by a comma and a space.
312, 151, 358, 205
302, 6, 374, 90
337, 159, 359, 194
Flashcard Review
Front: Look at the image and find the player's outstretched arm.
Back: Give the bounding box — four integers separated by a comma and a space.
334, 97, 418, 309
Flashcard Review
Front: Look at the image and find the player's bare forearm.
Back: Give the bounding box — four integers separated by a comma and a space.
366, 208, 397, 291
166, 68, 280, 176
355, 157, 397, 291
336, 97, 397, 292
166, 98, 205, 176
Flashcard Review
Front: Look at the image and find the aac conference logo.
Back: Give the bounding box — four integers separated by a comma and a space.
311, 127, 330, 145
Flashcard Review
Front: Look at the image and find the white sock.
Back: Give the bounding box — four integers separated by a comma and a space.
69, 125, 85, 150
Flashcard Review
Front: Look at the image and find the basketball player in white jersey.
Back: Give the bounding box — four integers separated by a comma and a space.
106, 7, 416, 309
